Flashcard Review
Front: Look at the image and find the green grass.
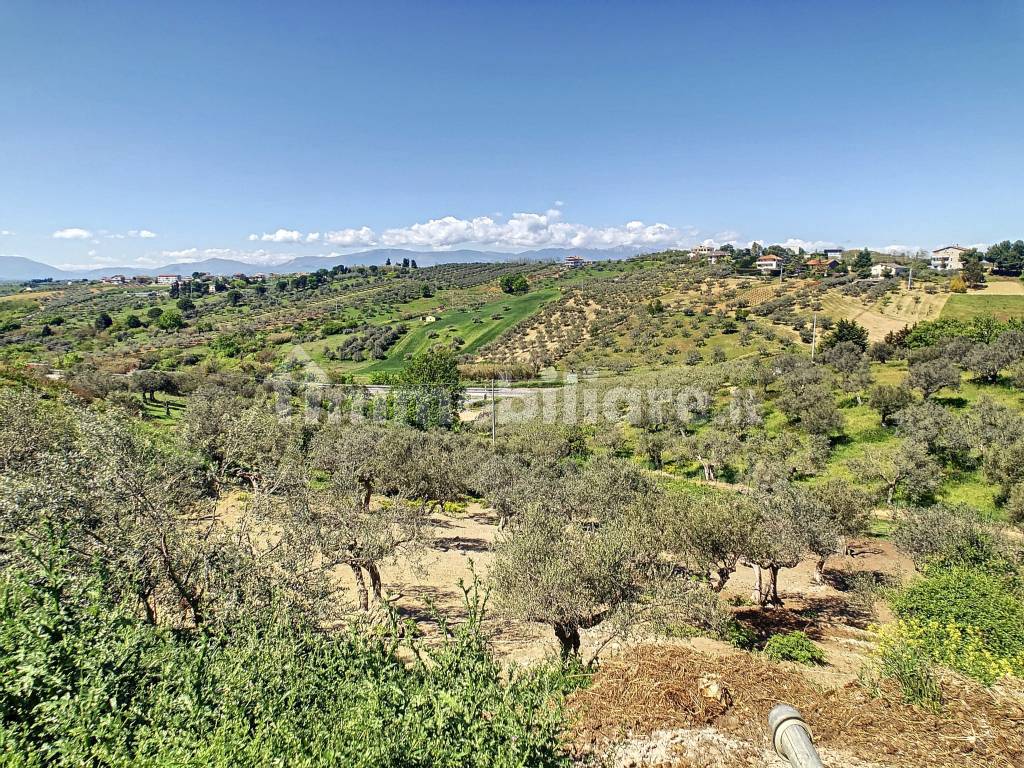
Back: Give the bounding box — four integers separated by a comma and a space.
941, 293, 1024, 322
306, 288, 557, 378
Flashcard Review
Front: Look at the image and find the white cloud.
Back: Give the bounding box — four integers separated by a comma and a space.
52, 227, 93, 240
0, 230, 13, 236
777, 238, 839, 253
131, 229, 157, 239
254, 209, 698, 252
323, 226, 377, 247
248, 228, 304, 243
879, 244, 922, 256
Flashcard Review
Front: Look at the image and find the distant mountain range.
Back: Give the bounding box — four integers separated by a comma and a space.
0, 247, 649, 282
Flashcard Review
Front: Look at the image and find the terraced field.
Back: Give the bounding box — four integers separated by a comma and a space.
816, 289, 947, 340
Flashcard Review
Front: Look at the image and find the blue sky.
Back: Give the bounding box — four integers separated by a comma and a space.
1, 1, 1022, 269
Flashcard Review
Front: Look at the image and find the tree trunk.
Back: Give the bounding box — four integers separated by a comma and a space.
886, 483, 896, 506
751, 565, 765, 605
365, 561, 383, 601
553, 623, 581, 661
768, 565, 783, 607
711, 563, 735, 593
350, 563, 369, 611
813, 555, 827, 585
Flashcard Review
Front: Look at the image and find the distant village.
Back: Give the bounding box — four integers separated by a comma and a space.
14, 243, 990, 292
564, 242, 983, 278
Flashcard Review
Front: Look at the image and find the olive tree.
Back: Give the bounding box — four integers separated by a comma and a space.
0, 406, 227, 627
492, 457, 661, 660
823, 341, 872, 403
907, 357, 960, 399
775, 364, 844, 436
687, 428, 740, 482
290, 423, 473, 609
660, 491, 755, 593
893, 503, 1017, 571
806, 479, 872, 584
850, 440, 941, 506
742, 481, 820, 607
894, 400, 972, 465
868, 383, 914, 426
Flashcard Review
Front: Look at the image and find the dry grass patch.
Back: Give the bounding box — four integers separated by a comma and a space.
569, 644, 1024, 767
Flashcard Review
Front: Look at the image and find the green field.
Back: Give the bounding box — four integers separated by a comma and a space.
941, 292, 1024, 321
306, 287, 557, 377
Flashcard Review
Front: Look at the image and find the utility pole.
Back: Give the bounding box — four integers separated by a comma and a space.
907, 266, 913, 291
490, 378, 496, 447
811, 313, 817, 361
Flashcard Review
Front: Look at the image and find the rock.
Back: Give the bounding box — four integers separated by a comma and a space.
698, 674, 732, 708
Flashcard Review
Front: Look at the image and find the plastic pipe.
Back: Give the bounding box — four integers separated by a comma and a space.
768, 704, 825, 768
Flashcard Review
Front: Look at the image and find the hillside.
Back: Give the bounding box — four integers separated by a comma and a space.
3, 251, 1024, 766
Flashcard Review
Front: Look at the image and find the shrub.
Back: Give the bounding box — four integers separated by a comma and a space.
0, 552, 570, 767
762, 631, 826, 665
870, 635, 943, 711
724, 619, 757, 650
889, 568, 1024, 672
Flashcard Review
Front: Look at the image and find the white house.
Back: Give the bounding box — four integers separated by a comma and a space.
155, 274, 179, 285
931, 245, 968, 271
755, 255, 783, 273
565, 254, 587, 268
871, 262, 909, 279
690, 244, 714, 259
101, 275, 127, 285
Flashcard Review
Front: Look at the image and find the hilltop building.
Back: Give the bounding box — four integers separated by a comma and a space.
755, 255, 784, 273
804, 257, 840, 273
565, 254, 587, 268
931, 245, 968, 271
871, 262, 909, 279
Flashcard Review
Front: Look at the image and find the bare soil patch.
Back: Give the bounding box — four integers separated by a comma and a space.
568, 644, 1024, 767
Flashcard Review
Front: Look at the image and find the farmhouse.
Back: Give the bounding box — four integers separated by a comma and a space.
871, 262, 908, 279
805, 257, 840, 273
755, 255, 783, 273
101, 275, 127, 285
690, 245, 714, 259
565, 254, 587, 268
931, 245, 968, 271
155, 274, 179, 285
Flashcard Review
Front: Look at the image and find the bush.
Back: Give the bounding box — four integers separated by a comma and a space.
888, 568, 1024, 681
762, 631, 826, 665
0, 552, 570, 767
870, 635, 943, 711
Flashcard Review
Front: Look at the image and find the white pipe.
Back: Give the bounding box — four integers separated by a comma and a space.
768, 704, 825, 768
